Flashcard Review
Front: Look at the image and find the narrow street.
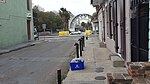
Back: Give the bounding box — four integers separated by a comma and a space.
0, 36, 80, 84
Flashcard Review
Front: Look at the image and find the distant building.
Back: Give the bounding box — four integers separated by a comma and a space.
0, 0, 33, 48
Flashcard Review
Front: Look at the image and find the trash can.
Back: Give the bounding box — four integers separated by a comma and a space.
70, 58, 84, 71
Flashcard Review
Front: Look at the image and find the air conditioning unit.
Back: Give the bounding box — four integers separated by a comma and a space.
27, 12, 32, 18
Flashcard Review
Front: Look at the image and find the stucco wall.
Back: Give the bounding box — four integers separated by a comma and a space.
125, 0, 131, 62
103, 2, 116, 54
98, 10, 103, 42
106, 38, 116, 53
117, 0, 121, 54
0, 0, 33, 48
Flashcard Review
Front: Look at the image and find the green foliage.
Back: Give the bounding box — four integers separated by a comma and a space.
87, 22, 92, 26
59, 7, 71, 30
33, 5, 63, 32
91, 12, 97, 20
81, 22, 92, 27
33, 6, 72, 32
81, 22, 86, 27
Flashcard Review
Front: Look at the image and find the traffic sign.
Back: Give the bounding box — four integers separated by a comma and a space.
42, 24, 46, 29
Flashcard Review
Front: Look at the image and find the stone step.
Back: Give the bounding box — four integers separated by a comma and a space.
63, 81, 105, 84
110, 55, 125, 67
107, 73, 133, 84
99, 42, 106, 48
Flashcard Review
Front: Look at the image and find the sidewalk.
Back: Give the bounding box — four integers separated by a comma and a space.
0, 41, 41, 55
63, 36, 127, 84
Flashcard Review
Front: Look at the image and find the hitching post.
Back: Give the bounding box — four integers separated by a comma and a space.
74, 43, 79, 58
57, 69, 61, 84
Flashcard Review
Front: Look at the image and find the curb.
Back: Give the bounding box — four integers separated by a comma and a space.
0, 41, 40, 55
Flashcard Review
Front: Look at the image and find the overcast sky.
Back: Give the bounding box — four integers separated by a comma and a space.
32, 0, 96, 16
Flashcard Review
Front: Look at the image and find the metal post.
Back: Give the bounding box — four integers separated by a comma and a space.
74, 43, 79, 58
82, 36, 85, 47
44, 28, 46, 41
57, 69, 61, 84
81, 37, 84, 51
79, 39, 82, 56
37, 32, 39, 40
86, 36, 88, 40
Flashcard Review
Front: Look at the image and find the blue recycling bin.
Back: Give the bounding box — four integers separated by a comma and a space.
70, 61, 84, 71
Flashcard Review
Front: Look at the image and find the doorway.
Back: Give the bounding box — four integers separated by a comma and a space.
131, 2, 149, 62
27, 20, 31, 40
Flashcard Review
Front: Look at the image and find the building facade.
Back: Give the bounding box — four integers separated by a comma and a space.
91, 0, 149, 62
0, 0, 33, 49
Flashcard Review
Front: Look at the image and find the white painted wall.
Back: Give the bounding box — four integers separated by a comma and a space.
98, 9, 103, 42
103, 1, 116, 54
125, 0, 131, 62
106, 38, 116, 53
97, 0, 132, 57
117, 0, 121, 54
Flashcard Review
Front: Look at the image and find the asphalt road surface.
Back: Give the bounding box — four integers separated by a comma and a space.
0, 36, 80, 84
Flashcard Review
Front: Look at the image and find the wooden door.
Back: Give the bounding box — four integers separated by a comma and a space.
131, 1, 149, 62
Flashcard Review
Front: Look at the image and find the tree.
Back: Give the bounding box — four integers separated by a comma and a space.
33, 5, 44, 12
81, 22, 86, 27
91, 12, 97, 21
32, 5, 63, 32
81, 22, 92, 30
59, 7, 71, 30
86, 22, 92, 30
33, 5, 45, 31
